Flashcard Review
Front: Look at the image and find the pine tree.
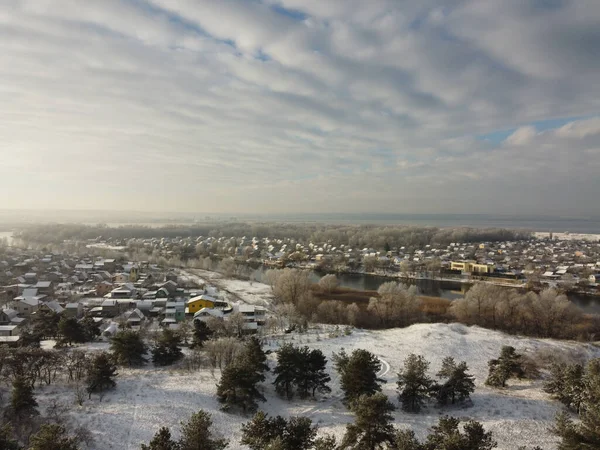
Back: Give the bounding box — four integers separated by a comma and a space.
241, 412, 317, 450
551, 358, 600, 449
178, 410, 228, 450
191, 320, 212, 349
29, 424, 79, 450
241, 411, 287, 450
86, 351, 117, 399
217, 362, 266, 413
141, 427, 179, 450
81, 315, 101, 342
334, 349, 383, 405
436, 357, 475, 406
32, 309, 60, 339
544, 363, 585, 412
0, 424, 20, 450
152, 329, 184, 366
485, 346, 524, 388
241, 337, 269, 376
273, 344, 300, 399
7, 376, 38, 423
58, 316, 85, 346
393, 429, 423, 450
305, 348, 331, 399
17, 327, 41, 348
314, 435, 338, 450
424, 416, 496, 450
397, 354, 434, 413
110, 330, 147, 366
340, 393, 396, 450
283, 416, 317, 450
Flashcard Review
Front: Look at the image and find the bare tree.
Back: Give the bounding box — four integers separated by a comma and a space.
318, 274, 339, 294
271, 269, 311, 305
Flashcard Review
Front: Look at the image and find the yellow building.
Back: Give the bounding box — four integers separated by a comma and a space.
450, 261, 494, 274
186, 295, 216, 314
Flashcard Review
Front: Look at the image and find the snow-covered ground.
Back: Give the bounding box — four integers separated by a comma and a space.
180, 269, 273, 307
34, 323, 600, 450
534, 231, 600, 241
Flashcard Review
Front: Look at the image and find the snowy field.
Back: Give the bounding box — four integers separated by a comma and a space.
534, 231, 600, 241
180, 269, 274, 307
34, 323, 600, 450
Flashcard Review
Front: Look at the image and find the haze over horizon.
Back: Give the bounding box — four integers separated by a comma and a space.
1, 1, 599, 216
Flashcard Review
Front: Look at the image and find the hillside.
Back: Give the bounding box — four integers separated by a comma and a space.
37, 322, 600, 449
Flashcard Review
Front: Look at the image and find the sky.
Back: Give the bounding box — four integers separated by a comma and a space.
1, 0, 599, 217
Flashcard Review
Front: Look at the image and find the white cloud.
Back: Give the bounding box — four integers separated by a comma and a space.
0, 0, 598, 215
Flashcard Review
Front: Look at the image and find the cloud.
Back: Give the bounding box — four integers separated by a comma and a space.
0, 0, 598, 215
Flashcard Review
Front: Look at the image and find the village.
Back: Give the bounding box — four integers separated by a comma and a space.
82, 230, 600, 292
0, 245, 271, 347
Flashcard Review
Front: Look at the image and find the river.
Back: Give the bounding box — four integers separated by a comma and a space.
251, 267, 600, 314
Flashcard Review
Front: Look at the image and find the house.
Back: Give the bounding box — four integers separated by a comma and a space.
113, 273, 130, 284
193, 307, 224, 322
34, 281, 54, 295
186, 295, 216, 314
122, 308, 145, 326
101, 299, 119, 317
96, 281, 113, 297
237, 304, 266, 332
108, 284, 136, 299
163, 301, 186, 324
14, 297, 39, 317
23, 272, 37, 284
39, 300, 64, 315
0, 325, 19, 337
64, 303, 83, 318
0, 308, 25, 326
450, 261, 495, 274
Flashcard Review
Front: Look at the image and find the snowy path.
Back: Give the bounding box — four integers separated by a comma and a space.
377, 358, 391, 378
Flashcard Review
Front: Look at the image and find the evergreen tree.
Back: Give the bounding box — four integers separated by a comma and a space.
544, 362, 585, 413
305, 348, 331, 399
397, 354, 434, 413
17, 327, 41, 348
551, 358, 600, 449
110, 330, 147, 366
0, 424, 20, 450
393, 429, 423, 450
152, 329, 184, 367
340, 393, 396, 450
424, 416, 496, 450
217, 362, 266, 413
314, 435, 338, 450
436, 357, 475, 406
241, 412, 317, 450
273, 344, 300, 399
58, 316, 85, 346
7, 376, 38, 423
241, 337, 269, 376
191, 320, 212, 349
32, 309, 60, 339
81, 315, 101, 342
86, 351, 118, 399
29, 424, 79, 450
334, 349, 384, 405
283, 416, 318, 450
141, 427, 180, 450
178, 410, 228, 450
485, 346, 524, 388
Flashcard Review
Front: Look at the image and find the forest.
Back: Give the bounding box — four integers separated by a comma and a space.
15, 222, 532, 249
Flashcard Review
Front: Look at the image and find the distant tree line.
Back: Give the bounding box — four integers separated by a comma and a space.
16, 222, 532, 250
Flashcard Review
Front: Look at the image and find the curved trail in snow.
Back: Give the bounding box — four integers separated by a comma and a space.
378, 358, 391, 378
